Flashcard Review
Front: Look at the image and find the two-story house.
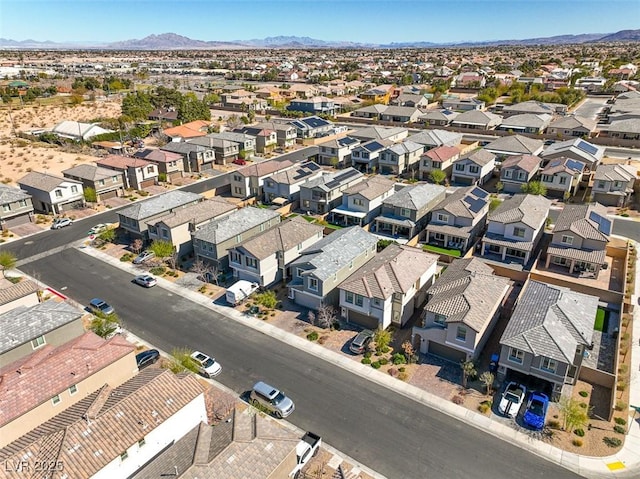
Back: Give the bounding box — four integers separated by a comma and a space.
117, 190, 202, 241
372, 183, 446, 241
483, 134, 544, 161
339, 244, 438, 330
221, 89, 268, 110
0, 185, 33, 231
419, 145, 461, 181
160, 142, 215, 174
95, 155, 159, 190
406, 129, 463, 153
498, 280, 598, 399
451, 149, 496, 186
253, 121, 298, 150
208, 131, 256, 157
591, 163, 637, 207
317, 136, 360, 167
299, 168, 365, 215
262, 161, 324, 204
287, 226, 378, 310
233, 125, 278, 154
62, 164, 125, 201
227, 216, 324, 287
18, 171, 84, 215
133, 148, 186, 183
499, 154, 542, 193
481, 194, 551, 265
540, 138, 604, 173
230, 159, 295, 199
544, 203, 610, 279
539, 157, 586, 198
288, 116, 335, 139
193, 207, 281, 272
0, 279, 39, 315
424, 186, 490, 253
413, 257, 511, 362
146, 197, 237, 259
350, 139, 393, 173
378, 140, 424, 175
187, 136, 240, 165
287, 96, 337, 116
162, 120, 210, 142
329, 175, 396, 227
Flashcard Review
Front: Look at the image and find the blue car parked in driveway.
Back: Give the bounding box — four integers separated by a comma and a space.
523, 392, 549, 430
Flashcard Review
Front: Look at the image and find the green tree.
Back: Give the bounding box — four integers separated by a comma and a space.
167, 347, 199, 374
84, 187, 97, 203
374, 328, 393, 354
254, 290, 278, 310
521, 181, 547, 196
89, 310, 121, 339
0, 251, 17, 278
460, 360, 477, 388
495, 181, 504, 194
149, 240, 175, 260
98, 228, 116, 244
559, 396, 590, 432
178, 92, 211, 123
429, 169, 446, 185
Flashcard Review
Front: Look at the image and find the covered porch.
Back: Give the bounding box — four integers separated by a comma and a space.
424, 223, 473, 253
371, 215, 415, 240
545, 246, 606, 279
329, 207, 367, 227
480, 233, 534, 265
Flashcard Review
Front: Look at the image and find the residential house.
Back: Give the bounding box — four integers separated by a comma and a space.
501, 100, 567, 117
62, 164, 125, 202
359, 84, 394, 104
288, 116, 334, 139
204, 131, 256, 157
252, 121, 298, 149
540, 138, 604, 172
96, 155, 159, 190
133, 148, 185, 183
452, 72, 486, 89
117, 190, 202, 240
228, 216, 324, 287
495, 113, 553, 134
406, 129, 463, 153
351, 139, 393, 172
221, 89, 268, 110
50, 120, 114, 141
539, 157, 586, 198
0, 185, 33, 231
390, 93, 430, 108
418, 109, 459, 127
287, 226, 378, 310
498, 280, 598, 399
451, 110, 502, 130
160, 142, 215, 173
262, 161, 324, 204
329, 175, 396, 227
481, 194, 551, 265
147, 197, 237, 259
591, 163, 637, 207
193, 207, 281, 272
378, 140, 423, 175
317, 136, 360, 167
451, 149, 496, 186
499, 154, 542, 193
372, 183, 446, 241
441, 97, 485, 111
413, 257, 511, 362
0, 367, 207, 479
0, 331, 137, 448
484, 135, 544, 162
287, 96, 336, 116
187, 136, 240, 165
547, 116, 598, 138
545, 203, 610, 278
162, 120, 211, 141
299, 168, 365, 215
604, 118, 640, 141
230, 159, 295, 199
349, 126, 408, 143
574, 77, 607, 93
351, 104, 388, 119
424, 186, 490, 253
0, 279, 39, 315
148, 107, 178, 123
419, 145, 461, 180
379, 106, 424, 123
339, 244, 438, 330
17, 171, 84, 215
233, 125, 278, 154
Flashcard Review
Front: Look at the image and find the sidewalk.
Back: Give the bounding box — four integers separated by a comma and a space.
75, 242, 640, 479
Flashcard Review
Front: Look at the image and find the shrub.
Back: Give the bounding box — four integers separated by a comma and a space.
603, 437, 622, 448
613, 425, 626, 434
379, 357, 388, 366
332, 321, 341, 331
578, 390, 589, 397
388, 368, 398, 377
614, 417, 627, 426
381, 346, 391, 354
572, 439, 583, 447
398, 367, 406, 372
617, 382, 627, 392
451, 395, 464, 405
478, 400, 492, 414
547, 420, 562, 430
150, 266, 166, 275
392, 353, 407, 365
318, 335, 329, 344
398, 372, 408, 381
120, 253, 133, 262
361, 357, 371, 365
364, 351, 372, 359
371, 361, 381, 369
619, 364, 629, 375
579, 402, 588, 409
574, 428, 585, 437
306, 331, 319, 341
615, 401, 627, 412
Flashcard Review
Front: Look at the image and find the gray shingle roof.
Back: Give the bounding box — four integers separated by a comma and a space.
552, 203, 610, 241
500, 281, 597, 363
118, 190, 202, 221
18, 171, 81, 191
407, 129, 463, 147
541, 138, 605, 165
0, 185, 30, 204
383, 183, 446, 210
151, 197, 236, 228
484, 135, 544, 155
62, 163, 119, 182
302, 167, 364, 192
488, 193, 550, 229
500, 154, 542, 173
268, 161, 322, 185
194, 207, 280, 244
593, 164, 636, 182
459, 148, 496, 166
342, 175, 395, 200
350, 126, 408, 141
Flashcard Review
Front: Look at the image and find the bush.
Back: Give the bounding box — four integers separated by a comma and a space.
364, 351, 372, 359
451, 395, 464, 405
613, 425, 626, 434
398, 372, 408, 381
361, 357, 371, 365
603, 437, 622, 448
398, 366, 406, 372
578, 390, 589, 397
381, 346, 391, 354
614, 417, 627, 426
120, 253, 133, 262
379, 357, 388, 366
615, 401, 627, 411
306, 331, 319, 341
547, 420, 562, 430
579, 402, 588, 409
388, 368, 398, 377
332, 321, 341, 331
574, 428, 585, 437
392, 353, 407, 365
371, 361, 381, 369
572, 439, 583, 447
150, 266, 166, 275
478, 400, 492, 414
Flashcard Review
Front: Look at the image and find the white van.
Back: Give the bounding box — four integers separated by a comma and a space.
225, 280, 259, 306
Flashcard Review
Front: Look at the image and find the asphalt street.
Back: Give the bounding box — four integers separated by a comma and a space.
18, 248, 584, 479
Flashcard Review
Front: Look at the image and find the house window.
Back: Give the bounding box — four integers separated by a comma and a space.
542, 174, 553, 182
112, 176, 119, 183
246, 257, 258, 269
71, 185, 78, 193
120, 451, 129, 461
469, 166, 479, 174
349, 261, 353, 270
69, 384, 78, 395
353, 198, 363, 206
400, 208, 410, 217
234, 187, 242, 195
503, 170, 512, 178
149, 225, 157, 235
146, 166, 154, 174
19, 199, 27, 207
436, 213, 448, 222
614, 181, 623, 188
561, 235, 573, 245
230, 251, 241, 264
431, 161, 441, 169
597, 180, 606, 189
161, 228, 169, 239
233, 175, 242, 182
513, 227, 525, 238
372, 298, 381, 307
559, 176, 567, 185
456, 326, 467, 342
260, 223, 265, 232
345, 291, 354, 304
297, 268, 304, 277
2, 204, 9, 212
236, 234, 242, 243
55, 190, 63, 198
455, 163, 465, 171
302, 200, 310, 208
31, 335, 46, 349
434, 313, 446, 326
266, 180, 274, 188
308, 277, 318, 292
541, 356, 557, 373
354, 294, 364, 307
508, 347, 524, 364
98, 179, 105, 186
297, 243, 302, 251
138, 438, 146, 448
553, 256, 568, 265
52, 395, 61, 405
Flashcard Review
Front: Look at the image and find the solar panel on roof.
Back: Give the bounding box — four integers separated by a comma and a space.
368, 141, 385, 151
589, 211, 612, 236
291, 121, 305, 129
306, 163, 320, 171
566, 159, 585, 172
470, 187, 488, 199
463, 197, 486, 214
576, 140, 599, 156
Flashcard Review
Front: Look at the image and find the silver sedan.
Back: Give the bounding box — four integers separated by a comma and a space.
133, 274, 157, 288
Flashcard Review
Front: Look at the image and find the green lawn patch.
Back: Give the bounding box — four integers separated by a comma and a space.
594, 307, 609, 332
422, 244, 462, 257
302, 215, 316, 222
324, 223, 343, 230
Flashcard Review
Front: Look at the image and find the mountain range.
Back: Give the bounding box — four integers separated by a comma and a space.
1, 29, 639, 50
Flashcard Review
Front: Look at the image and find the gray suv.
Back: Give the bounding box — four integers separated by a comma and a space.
249, 381, 295, 418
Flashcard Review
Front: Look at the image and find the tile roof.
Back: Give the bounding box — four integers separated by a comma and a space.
423, 145, 460, 161
0, 185, 30, 204
268, 161, 322, 185
546, 246, 606, 264
302, 167, 364, 192
0, 331, 135, 427
552, 203, 610, 241
500, 154, 542, 173
484, 135, 544, 155
500, 281, 597, 363
194, 207, 281, 244
488, 194, 550, 229
541, 157, 585, 175
96, 155, 153, 170
134, 148, 183, 163
339, 244, 438, 299
432, 186, 489, 219
233, 216, 323, 260
383, 183, 446, 210
18, 171, 81, 191
0, 299, 82, 354
150, 197, 236, 228
62, 163, 120, 182
407, 129, 463, 147
237, 159, 295, 178
459, 148, 496, 166
342, 175, 396, 200
118, 190, 202, 221
593, 163, 637, 182
350, 126, 408, 141
163, 120, 210, 138
425, 257, 511, 331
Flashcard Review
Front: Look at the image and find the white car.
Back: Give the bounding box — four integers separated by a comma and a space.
51, 217, 73, 229
133, 274, 157, 288
498, 381, 527, 418
133, 250, 156, 264
88, 223, 108, 235
190, 351, 222, 378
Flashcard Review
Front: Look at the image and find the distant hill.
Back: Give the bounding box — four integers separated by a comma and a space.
1, 29, 639, 50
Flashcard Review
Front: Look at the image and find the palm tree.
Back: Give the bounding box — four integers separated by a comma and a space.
460, 360, 476, 388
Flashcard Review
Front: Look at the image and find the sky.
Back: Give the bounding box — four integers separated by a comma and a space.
1, 0, 639, 45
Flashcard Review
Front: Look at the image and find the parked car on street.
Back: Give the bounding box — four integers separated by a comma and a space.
136, 349, 160, 369
190, 350, 222, 378
88, 223, 108, 235
249, 381, 295, 419
233, 158, 247, 165
133, 250, 156, 264
349, 329, 374, 354
51, 217, 73, 229
133, 274, 157, 288
523, 392, 549, 430
89, 298, 115, 316
498, 381, 527, 418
